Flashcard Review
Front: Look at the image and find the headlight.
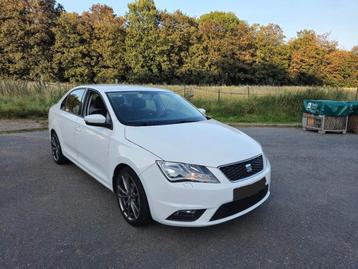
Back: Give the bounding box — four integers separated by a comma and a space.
156, 161, 219, 183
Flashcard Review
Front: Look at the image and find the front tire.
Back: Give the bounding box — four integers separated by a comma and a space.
114, 167, 152, 226
51, 132, 69, 165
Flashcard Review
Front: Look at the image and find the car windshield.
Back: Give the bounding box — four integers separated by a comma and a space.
106, 91, 207, 126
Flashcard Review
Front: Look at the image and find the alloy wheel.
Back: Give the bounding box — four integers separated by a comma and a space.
116, 172, 141, 221
51, 135, 60, 162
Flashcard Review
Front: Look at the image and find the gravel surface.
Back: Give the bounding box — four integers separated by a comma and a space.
0, 128, 357, 268
0, 119, 46, 133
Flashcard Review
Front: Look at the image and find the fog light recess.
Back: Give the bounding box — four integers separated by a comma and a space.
166, 209, 206, 222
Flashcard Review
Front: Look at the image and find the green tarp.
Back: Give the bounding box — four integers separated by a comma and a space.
303, 100, 357, 117
350, 101, 358, 115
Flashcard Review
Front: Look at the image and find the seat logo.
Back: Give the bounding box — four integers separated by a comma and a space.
245, 163, 253, 173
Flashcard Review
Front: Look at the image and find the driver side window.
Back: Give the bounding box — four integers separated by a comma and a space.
85, 91, 112, 125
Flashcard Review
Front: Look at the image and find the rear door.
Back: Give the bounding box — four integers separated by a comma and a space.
75, 89, 113, 184
57, 88, 86, 160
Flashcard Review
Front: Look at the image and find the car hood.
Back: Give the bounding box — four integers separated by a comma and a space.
124, 119, 262, 167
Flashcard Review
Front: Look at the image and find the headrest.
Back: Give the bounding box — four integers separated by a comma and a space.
94, 97, 105, 109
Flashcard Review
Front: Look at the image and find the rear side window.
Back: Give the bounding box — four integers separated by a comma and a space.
61, 89, 85, 116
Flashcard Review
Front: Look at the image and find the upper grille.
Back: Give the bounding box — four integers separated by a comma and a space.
219, 155, 264, 181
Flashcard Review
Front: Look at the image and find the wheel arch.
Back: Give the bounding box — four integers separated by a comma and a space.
112, 162, 153, 224
112, 163, 136, 192
50, 128, 61, 143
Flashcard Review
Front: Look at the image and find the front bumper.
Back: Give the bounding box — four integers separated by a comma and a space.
140, 160, 271, 227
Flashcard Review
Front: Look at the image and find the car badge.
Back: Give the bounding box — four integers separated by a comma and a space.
245, 163, 253, 173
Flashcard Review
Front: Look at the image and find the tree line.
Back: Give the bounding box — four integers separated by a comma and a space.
0, 0, 357, 86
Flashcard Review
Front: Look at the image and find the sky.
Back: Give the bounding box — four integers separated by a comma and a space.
58, 0, 358, 50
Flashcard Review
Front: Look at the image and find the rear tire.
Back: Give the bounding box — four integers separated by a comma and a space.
51, 132, 69, 165
114, 167, 152, 226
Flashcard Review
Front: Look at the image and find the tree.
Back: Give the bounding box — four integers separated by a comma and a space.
322, 50, 358, 87
252, 24, 289, 84
0, 0, 357, 86
182, 12, 256, 85
124, 0, 162, 83
157, 10, 198, 83
83, 4, 127, 82
0, 0, 61, 80
351, 46, 358, 56
26, 0, 62, 80
51, 12, 94, 82
288, 30, 337, 85
0, 0, 28, 78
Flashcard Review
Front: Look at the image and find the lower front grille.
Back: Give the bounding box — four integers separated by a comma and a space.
210, 185, 268, 221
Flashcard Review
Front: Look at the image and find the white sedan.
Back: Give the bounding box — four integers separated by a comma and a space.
48, 85, 271, 227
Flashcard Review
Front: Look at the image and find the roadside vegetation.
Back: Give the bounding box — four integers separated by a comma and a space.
193, 89, 354, 123
0, 80, 355, 123
0, 81, 70, 118
0, 0, 357, 123
0, 0, 357, 87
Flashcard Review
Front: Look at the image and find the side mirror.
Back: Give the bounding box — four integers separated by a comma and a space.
84, 114, 108, 128
198, 108, 206, 115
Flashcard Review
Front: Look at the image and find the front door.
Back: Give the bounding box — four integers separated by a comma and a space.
75, 90, 113, 185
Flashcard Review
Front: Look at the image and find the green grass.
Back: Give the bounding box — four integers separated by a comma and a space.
0, 80, 71, 118
191, 89, 354, 123
0, 80, 355, 123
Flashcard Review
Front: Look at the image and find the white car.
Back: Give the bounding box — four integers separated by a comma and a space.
48, 85, 271, 227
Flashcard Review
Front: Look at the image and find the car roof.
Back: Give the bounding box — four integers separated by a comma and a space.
74, 84, 171, 93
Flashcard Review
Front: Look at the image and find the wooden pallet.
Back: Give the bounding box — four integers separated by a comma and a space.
348, 115, 358, 134
302, 113, 348, 134
303, 128, 347, 134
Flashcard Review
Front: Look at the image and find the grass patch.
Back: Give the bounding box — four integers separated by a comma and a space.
192, 89, 353, 123
0, 80, 355, 123
0, 80, 71, 118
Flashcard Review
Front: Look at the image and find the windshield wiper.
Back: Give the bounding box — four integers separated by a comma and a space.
127, 119, 202, 126
127, 122, 150, 126
173, 120, 198, 124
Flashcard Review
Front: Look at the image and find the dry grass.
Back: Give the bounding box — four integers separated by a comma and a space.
0, 80, 357, 122
158, 85, 357, 100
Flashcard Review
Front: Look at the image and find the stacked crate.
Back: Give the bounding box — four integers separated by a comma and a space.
347, 102, 358, 134
302, 100, 350, 134
348, 116, 358, 134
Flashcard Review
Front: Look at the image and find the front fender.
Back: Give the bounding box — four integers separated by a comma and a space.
108, 137, 159, 192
